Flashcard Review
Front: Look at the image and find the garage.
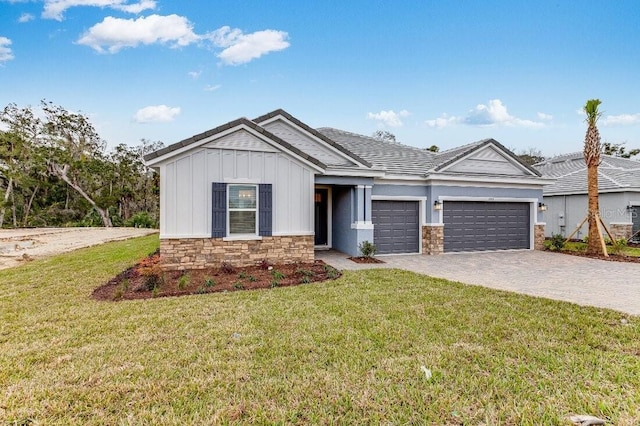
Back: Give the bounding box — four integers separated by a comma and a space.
443, 201, 530, 252
372, 200, 420, 254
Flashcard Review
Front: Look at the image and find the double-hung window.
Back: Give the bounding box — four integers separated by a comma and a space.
228, 185, 258, 235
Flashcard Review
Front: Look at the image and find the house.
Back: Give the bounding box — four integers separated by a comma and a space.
144, 109, 551, 270
535, 153, 640, 241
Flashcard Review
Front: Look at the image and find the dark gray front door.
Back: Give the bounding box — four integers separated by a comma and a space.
314, 188, 328, 245
372, 200, 419, 254
443, 201, 530, 252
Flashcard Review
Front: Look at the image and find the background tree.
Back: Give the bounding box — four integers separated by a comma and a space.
0, 101, 161, 229
515, 148, 545, 166
583, 99, 606, 256
602, 141, 640, 159
425, 145, 440, 152
372, 130, 397, 143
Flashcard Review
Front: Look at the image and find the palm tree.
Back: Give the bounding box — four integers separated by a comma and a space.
583, 99, 607, 256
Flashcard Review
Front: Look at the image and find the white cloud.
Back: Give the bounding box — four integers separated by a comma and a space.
188, 70, 202, 79
464, 99, 544, 128
603, 113, 640, 126
204, 84, 221, 92
425, 99, 545, 129
43, 0, 156, 21
0, 37, 14, 63
18, 13, 34, 22
133, 105, 180, 123
425, 114, 460, 128
367, 109, 410, 127
77, 14, 199, 53
209, 27, 290, 65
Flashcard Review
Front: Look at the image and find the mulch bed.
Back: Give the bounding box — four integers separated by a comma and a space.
93, 252, 341, 301
557, 250, 640, 263
348, 256, 385, 264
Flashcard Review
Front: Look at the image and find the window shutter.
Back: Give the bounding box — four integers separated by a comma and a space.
258, 184, 272, 236
211, 182, 226, 238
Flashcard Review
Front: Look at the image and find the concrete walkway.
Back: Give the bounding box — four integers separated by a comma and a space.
315, 250, 640, 316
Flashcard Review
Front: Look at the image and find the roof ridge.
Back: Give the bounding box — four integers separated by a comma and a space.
318, 127, 436, 154
598, 169, 625, 188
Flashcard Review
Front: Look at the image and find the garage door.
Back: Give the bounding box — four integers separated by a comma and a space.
443, 201, 530, 252
372, 200, 419, 254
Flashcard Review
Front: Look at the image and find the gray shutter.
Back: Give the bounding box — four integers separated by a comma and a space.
258, 184, 272, 236
211, 182, 226, 238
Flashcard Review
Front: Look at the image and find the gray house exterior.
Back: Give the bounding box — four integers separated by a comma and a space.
145, 109, 550, 270
535, 153, 640, 241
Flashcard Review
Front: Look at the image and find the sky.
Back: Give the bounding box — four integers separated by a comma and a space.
1, 0, 639, 157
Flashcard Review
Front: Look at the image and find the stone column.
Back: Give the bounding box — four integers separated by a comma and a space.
534, 224, 546, 250
422, 224, 444, 255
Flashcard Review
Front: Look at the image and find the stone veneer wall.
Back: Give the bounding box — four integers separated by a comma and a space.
422, 224, 444, 255
160, 235, 314, 270
609, 223, 633, 241
534, 224, 546, 250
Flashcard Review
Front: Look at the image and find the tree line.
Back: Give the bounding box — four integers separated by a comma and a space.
0, 101, 162, 228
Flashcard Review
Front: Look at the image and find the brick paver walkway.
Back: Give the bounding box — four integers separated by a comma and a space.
316, 250, 640, 316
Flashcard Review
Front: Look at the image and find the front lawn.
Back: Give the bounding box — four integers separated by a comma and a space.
1, 235, 639, 425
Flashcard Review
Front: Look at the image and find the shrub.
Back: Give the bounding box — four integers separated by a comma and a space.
125, 212, 157, 229
204, 278, 215, 287
359, 240, 377, 258
220, 262, 236, 274
547, 233, 566, 251
609, 238, 628, 255
177, 274, 190, 290
271, 270, 285, 280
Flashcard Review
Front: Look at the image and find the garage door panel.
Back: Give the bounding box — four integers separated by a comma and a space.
372, 200, 420, 254
443, 201, 530, 252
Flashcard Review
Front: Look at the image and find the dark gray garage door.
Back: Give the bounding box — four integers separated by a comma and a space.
372, 200, 419, 254
443, 201, 530, 252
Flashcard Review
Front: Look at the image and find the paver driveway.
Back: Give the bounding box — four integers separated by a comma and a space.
316, 250, 640, 316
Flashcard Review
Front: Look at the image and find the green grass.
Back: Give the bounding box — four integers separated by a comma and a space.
1, 235, 639, 425
564, 241, 640, 256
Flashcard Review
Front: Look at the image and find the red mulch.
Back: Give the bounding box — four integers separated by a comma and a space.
348, 256, 385, 264
92, 252, 341, 301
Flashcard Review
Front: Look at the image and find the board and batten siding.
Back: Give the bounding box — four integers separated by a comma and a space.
446, 146, 529, 176
159, 131, 314, 238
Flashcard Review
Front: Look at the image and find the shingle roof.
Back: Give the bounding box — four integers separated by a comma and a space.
534, 152, 640, 194
317, 127, 438, 175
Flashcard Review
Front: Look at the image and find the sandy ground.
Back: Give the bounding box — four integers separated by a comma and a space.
0, 227, 158, 270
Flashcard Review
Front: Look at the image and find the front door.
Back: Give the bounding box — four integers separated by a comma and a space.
314, 188, 328, 246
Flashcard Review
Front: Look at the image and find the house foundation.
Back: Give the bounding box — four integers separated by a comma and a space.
160, 235, 314, 270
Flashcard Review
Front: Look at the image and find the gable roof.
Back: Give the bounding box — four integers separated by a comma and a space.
253, 109, 372, 168
535, 152, 640, 194
143, 117, 327, 169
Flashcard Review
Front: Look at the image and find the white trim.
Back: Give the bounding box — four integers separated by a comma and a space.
424, 223, 444, 227
272, 231, 315, 236
535, 222, 546, 226
351, 221, 374, 229
224, 177, 261, 184
435, 196, 538, 250
426, 174, 554, 187
161, 234, 211, 239
227, 183, 258, 237
324, 168, 385, 178
223, 235, 263, 242
610, 222, 633, 225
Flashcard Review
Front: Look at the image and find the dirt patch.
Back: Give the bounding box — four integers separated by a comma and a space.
93, 252, 342, 301
348, 256, 385, 264
0, 227, 158, 270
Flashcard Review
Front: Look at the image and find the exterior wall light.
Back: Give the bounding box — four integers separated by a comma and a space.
434, 200, 443, 210
538, 202, 547, 212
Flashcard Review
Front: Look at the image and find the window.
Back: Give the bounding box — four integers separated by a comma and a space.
228, 185, 257, 235
212, 182, 271, 238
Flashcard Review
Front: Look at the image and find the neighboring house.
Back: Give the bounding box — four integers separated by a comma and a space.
535, 153, 640, 241
144, 109, 551, 270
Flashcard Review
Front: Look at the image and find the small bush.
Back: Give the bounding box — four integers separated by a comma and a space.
271, 270, 285, 280
270, 280, 279, 288
233, 282, 245, 290
547, 234, 566, 251
177, 274, 190, 290
609, 238, 628, 255
124, 212, 157, 229
359, 240, 377, 258
204, 278, 215, 287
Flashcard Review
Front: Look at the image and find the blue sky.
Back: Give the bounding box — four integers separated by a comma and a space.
1, 0, 639, 157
